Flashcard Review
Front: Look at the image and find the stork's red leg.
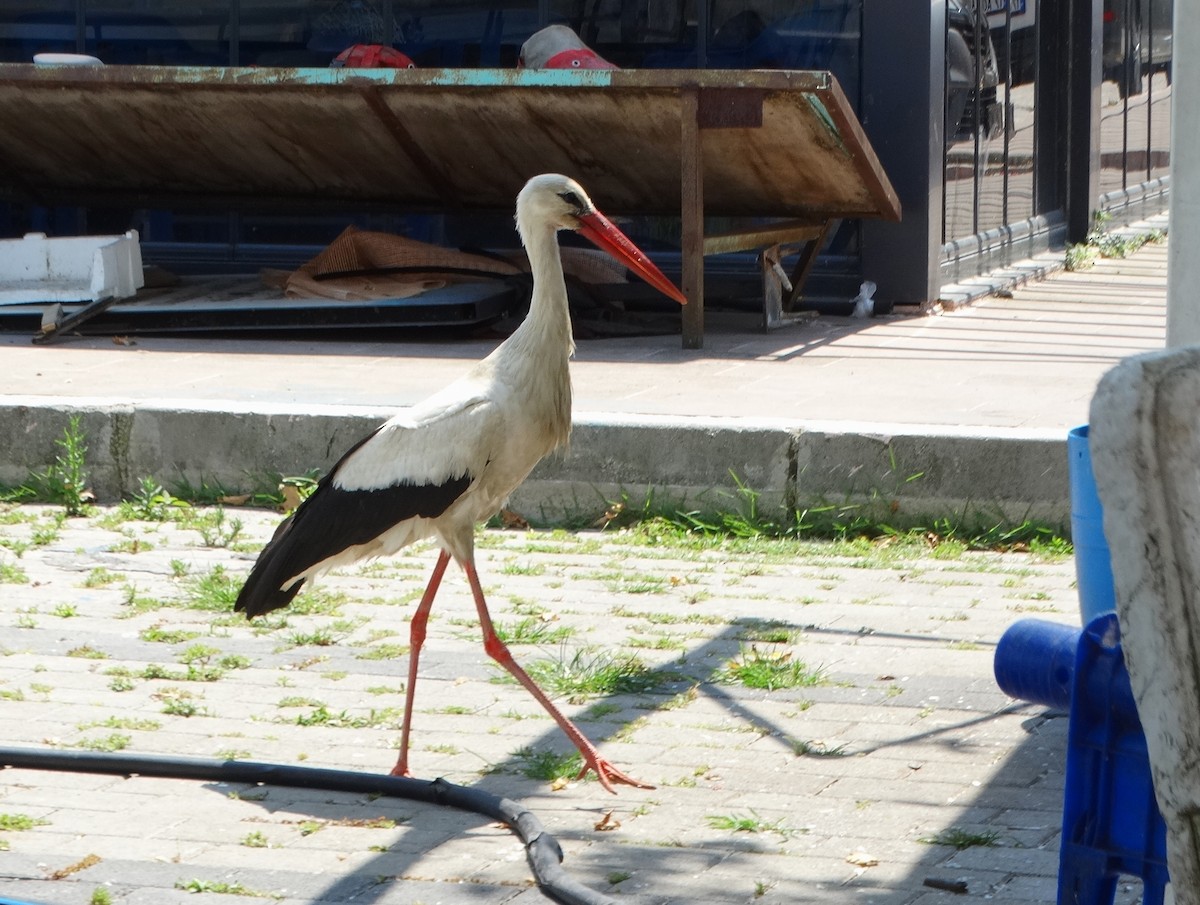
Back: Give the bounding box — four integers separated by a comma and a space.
461, 559, 653, 794
390, 549, 452, 778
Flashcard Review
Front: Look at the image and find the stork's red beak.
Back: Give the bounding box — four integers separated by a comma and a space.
576, 210, 688, 305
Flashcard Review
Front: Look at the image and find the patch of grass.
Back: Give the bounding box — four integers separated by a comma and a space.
78, 716, 161, 732
183, 566, 242, 612
75, 733, 131, 752
83, 567, 126, 588
175, 878, 282, 899
90, 888, 113, 905
610, 605, 724, 626
241, 831, 270, 848
514, 647, 663, 697
287, 589, 348, 617
107, 533, 154, 554
140, 624, 201, 644
791, 739, 849, 757
493, 617, 574, 645
355, 643, 409, 661
67, 645, 109, 660
706, 811, 798, 839
276, 696, 325, 708
0, 561, 29, 584
735, 620, 800, 644
154, 687, 208, 717
499, 560, 546, 576
292, 706, 403, 729
511, 746, 584, 782
0, 813, 49, 831
919, 827, 1002, 850
1065, 212, 1165, 271
180, 508, 244, 548
716, 647, 826, 691
125, 477, 189, 521
596, 473, 1071, 553
120, 583, 170, 616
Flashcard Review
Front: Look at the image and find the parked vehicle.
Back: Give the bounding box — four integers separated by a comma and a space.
1103, 0, 1173, 97
946, 0, 1003, 143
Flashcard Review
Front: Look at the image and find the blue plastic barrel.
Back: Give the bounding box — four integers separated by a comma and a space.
994, 618, 1079, 709
1069, 425, 1116, 623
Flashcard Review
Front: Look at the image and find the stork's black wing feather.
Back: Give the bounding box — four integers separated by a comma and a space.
235, 430, 471, 618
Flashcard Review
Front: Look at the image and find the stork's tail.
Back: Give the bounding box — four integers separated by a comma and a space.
234, 515, 306, 619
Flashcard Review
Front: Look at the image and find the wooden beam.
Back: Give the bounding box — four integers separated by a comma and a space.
681, 85, 704, 350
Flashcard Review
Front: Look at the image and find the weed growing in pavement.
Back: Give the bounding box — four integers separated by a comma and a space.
83, 567, 125, 588
716, 647, 826, 691
511, 746, 584, 782
0, 537, 27, 558
77, 716, 160, 732
174, 879, 281, 899
0, 813, 49, 831
139, 625, 200, 644
106, 531, 154, 554
492, 616, 574, 645
241, 831, 270, 848
183, 566, 241, 612
21, 416, 94, 516
74, 733, 131, 752
276, 696, 325, 709
285, 588, 348, 617
705, 811, 799, 839
119, 583, 169, 616
590, 472, 1071, 554
355, 643, 409, 661
290, 705, 403, 729
791, 738, 849, 757
507, 647, 664, 698
124, 477, 189, 521
0, 562, 29, 584
919, 827, 1002, 849
180, 508, 244, 548
1065, 211, 1165, 271
734, 620, 800, 644
66, 645, 108, 660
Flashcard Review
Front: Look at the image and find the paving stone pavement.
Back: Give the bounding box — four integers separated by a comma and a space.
0, 503, 1149, 904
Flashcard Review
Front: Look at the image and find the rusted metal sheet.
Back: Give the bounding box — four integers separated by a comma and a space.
0, 64, 899, 222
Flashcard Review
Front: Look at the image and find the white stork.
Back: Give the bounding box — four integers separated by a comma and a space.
235, 174, 687, 792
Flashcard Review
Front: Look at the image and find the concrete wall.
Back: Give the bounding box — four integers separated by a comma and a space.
0, 399, 1071, 531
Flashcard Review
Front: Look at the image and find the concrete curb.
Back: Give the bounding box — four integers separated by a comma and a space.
0, 396, 1073, 530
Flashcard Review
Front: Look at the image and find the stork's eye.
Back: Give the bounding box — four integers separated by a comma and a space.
558, 190, 583, 210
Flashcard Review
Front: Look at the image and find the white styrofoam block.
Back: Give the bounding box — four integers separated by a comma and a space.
0, 230, 144, 305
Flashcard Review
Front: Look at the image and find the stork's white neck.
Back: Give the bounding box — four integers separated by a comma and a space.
512, 220, 575, 359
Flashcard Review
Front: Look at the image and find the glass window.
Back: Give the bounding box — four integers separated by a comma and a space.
1098, 0, 1173, 200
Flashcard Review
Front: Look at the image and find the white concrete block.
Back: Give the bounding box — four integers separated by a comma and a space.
0, 230, 144, 305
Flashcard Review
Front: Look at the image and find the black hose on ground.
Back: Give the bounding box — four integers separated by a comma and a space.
0, 746, 616, 905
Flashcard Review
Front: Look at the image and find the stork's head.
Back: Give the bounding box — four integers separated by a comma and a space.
516, 174, 687, 305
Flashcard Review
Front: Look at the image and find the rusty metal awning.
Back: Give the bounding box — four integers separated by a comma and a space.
0, 64, 900, 346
